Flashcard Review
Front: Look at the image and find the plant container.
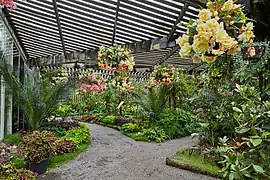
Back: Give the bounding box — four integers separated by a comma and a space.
29, 159, 49, 175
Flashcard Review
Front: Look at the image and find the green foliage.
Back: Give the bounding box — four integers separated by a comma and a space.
0, 59, 71, 131
137, 85, 170, 121
3, 134, 22, 145
39, 119, 79, 136
53, 139, 76, 154
52, 103, 73, 117
143, 127, 169, 143
171, 69, 199, 110
0, 162, 37, 180
63, 124, 90, 146
10, 157, 27, 169
157, 108, 201, 139
39, 121, 67, 136
100, 115, 116, 125
120, 123, 140, 133
21, 131, 55, 164
48, 142, 90, 169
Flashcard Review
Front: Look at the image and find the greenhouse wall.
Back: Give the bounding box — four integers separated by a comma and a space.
0, 15, 13, 140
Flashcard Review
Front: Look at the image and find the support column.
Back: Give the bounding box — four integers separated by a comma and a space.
6, 49, 13, 135
0, 76, 5, 140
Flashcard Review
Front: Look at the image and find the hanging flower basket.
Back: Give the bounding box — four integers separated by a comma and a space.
0, 0, 16, 11
148, 65, 175, 87
78, 69, 106, 93
98, 45, 135, 72
177, 0, 254, 63
111, 75, 133, 91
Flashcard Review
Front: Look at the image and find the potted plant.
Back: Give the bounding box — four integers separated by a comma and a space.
21, 131, 55, 175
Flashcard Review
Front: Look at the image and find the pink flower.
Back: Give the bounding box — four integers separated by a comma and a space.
88, 74, 96, 81
0, 0, 16, 11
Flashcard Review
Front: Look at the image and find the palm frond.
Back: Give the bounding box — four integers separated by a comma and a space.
0, 58, 71, 131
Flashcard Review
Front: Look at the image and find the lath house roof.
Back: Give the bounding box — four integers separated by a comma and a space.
5, 0, 204, 69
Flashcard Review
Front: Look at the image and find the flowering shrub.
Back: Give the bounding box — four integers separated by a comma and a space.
0, 0, 16, 11
177, 0, 254, 63
148, 65, 175, 87
78, 69, 105, 93
98, 45, 135, 72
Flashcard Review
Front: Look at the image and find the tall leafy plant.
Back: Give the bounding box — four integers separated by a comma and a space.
137, 85, 170, 122
0, 58, 71, 131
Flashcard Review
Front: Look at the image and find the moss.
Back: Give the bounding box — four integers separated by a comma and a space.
122, 132, 149, 142
166, 150, 222, 178
3, 134, 22, 145
48, 141, 90, 169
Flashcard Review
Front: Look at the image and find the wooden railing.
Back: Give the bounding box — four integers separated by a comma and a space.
38, 66, 151, 82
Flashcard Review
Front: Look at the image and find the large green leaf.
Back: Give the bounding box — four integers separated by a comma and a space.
253, 164, 265, 173
250, 137, 262, 147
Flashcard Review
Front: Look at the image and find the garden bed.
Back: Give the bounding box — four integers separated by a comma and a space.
1, 122, 91, 179
166, 150, 222, 178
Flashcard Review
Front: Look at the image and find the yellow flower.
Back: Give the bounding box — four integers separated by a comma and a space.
198, 9, 212, 22
212, 49, 224, 56
196, 22, 208, 32
192, 41, 209, 54
228, 45, 241, 55
179, 43, 192, 58
176, 34, 189, 47
98, 62, 105, 68
215, 29, 228, 43
202, 55, 217, 63
162, 78, 166, 82
246, 22, 254, 31
206, 19, 221, 35
192, 54, 201, 63
238, 31, 254, 43
221, 0, 234, 11
221, 37, 237, 51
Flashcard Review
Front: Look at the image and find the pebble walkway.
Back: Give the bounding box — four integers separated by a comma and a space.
39, 123, 218, 180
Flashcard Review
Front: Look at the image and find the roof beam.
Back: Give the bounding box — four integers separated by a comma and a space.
156, 2, 189, 65
112, 0, 120, 46
157, 45, 180, 65
52, 0, 66, 57
167, 3, 189, 42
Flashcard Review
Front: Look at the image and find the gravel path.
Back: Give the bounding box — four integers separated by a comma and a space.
39, 123, 218, 180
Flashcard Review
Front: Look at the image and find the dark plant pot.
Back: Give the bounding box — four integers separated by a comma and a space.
29, 159, 49, 175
